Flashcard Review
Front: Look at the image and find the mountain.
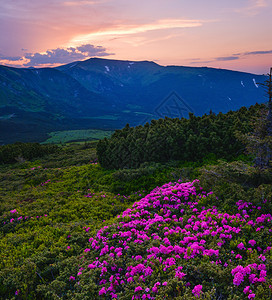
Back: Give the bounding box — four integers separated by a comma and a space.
0, 58, 267, 144
0, 65, 110, 144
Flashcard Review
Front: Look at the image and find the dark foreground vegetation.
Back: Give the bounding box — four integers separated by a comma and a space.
1, 103, 272, 299
97, 104, 264, 169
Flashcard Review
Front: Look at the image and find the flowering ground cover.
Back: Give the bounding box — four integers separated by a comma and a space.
68, 179, 272, 299
0, 144, 184, 299
1, 143, 272, 299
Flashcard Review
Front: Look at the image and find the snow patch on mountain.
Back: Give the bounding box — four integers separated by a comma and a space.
253, 78, 259, 88
68, 63, 77, 69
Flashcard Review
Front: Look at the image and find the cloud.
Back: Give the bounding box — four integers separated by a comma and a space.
215, 56, 240, 61
189, 60, 213, 65
70, 19, 203, 44
232, 49, 272, 57
253, 0, 267, 8
243, 50, 272, 55
75, 44, 108, 55
189, 48, 272, 65
0, 44, 112, 67
215, 49, 272, 62
23, 44, 112, 67
0, 54, 23, 62
236, 0, 268, 15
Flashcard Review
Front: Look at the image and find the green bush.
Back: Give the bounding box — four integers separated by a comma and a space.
0, 142, 59, 164
97, 104, 263, 169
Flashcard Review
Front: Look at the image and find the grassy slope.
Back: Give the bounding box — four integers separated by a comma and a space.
42, 129, 114, 144
0, 144, 184, 299
0, 144, 272, 299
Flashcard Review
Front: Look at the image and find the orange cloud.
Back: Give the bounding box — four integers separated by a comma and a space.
70, 19, 203, 45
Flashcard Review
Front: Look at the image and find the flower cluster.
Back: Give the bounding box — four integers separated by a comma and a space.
231, 263, 267, 290
70, 180, 271, 299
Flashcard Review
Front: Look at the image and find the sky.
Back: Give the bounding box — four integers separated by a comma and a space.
0, 0, 271, 74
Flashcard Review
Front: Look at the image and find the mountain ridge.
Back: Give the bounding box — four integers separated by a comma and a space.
0, 58, 267, 144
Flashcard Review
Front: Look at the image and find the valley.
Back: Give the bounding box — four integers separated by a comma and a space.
0, 58, 267, 145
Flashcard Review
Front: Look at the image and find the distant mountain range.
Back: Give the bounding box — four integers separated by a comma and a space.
0, 57, 267, 144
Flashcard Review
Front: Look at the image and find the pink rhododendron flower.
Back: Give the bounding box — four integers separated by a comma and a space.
259, 254, 266, 261
192, 285, 203, 297
135, 286, 143, 292
99, 287, 107, 295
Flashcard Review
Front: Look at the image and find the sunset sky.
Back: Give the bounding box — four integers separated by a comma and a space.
0, 0, 271, 74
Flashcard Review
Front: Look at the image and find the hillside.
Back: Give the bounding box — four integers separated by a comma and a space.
0, 58, 267, 144
59, 58, 266, 119
1, 105, 272, 299
0, 65, 110, 144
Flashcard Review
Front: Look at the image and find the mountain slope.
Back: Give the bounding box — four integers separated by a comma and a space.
0, 58, 267, 144
0, 65, 109, 144
60, 58, 266, 119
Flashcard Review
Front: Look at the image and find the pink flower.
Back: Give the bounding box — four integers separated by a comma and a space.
249, 274, 256, 283
248, 294, 255, 299
237, 242, 245, 250
248, 240, 256, 247
99, 287, 107, 295
135, 286, 143, 292
233, 272, 244, 286
192, 285, 203, 298
243, 286, 251, 294
259, 254, 266, 261
175, 272, 186, 279
258, 264, 266, 271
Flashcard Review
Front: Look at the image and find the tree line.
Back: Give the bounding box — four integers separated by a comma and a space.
97, 104, 264, 169
0, 142, 59, 164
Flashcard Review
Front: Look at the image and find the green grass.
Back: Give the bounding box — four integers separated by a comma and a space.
0, 144, 145, 298
42, 129, 114, 144
1, 141, 272, 299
